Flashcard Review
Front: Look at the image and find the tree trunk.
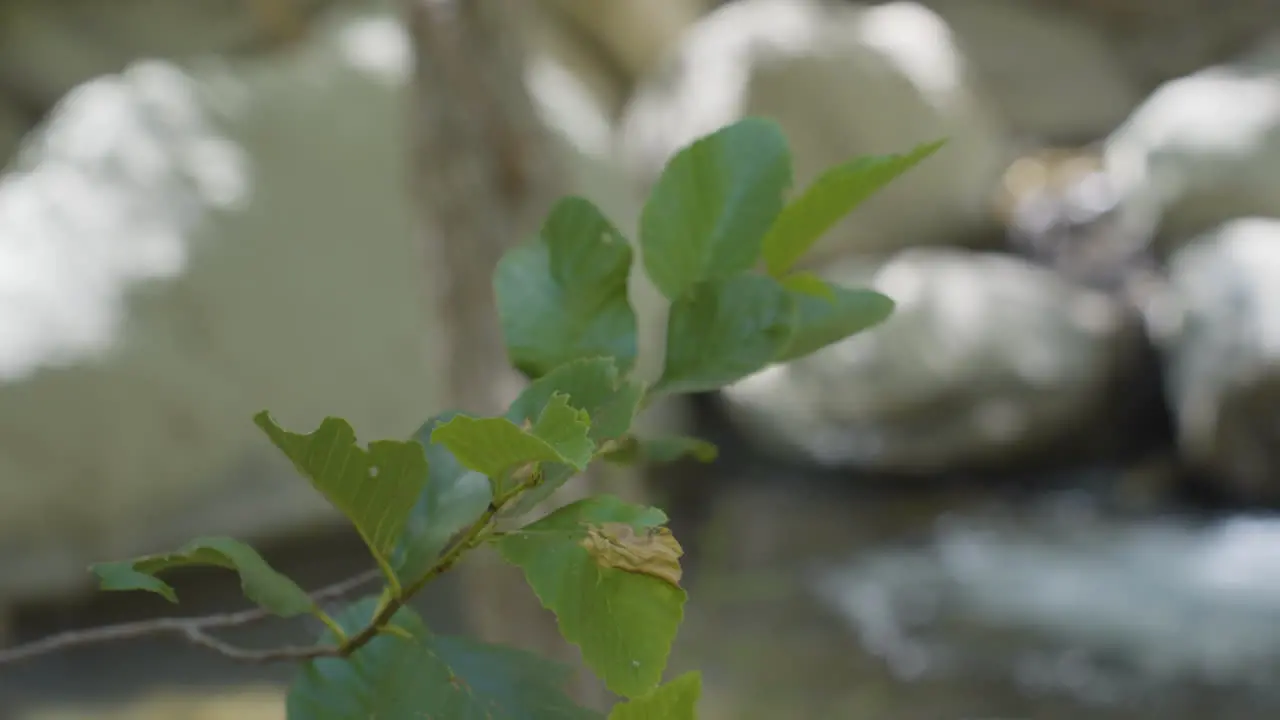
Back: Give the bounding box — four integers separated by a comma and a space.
404, 0, 610, 708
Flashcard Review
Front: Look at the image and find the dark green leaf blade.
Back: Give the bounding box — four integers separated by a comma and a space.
608, 672, 703, 720
254, 412, 428, 564
776, 281, 895, 362
91, 536, 313, 616
495, 196, 638, 379
762, 139, 945, 276
655, 274, 795, 394
287, 597, 600, 720
640, 117, 793, 300
496, 495, 686, 698
391, 411, 493, 584
507, 357, 645, 443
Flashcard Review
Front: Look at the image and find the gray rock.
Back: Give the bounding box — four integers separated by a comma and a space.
617, 0, 1010, 263
719, 249, 1144, 473
1026, 0, 1280, 91
540, 0, 712, 83
925, 0, 1142, 143
0, 0, 347, 166
1154, 218, 1280, 503
0, 8, 644, 605
1104, 35, 1280, 251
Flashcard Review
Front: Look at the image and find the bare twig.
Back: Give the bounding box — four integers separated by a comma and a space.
0, 475, 520, 668
0, 567, 381, 666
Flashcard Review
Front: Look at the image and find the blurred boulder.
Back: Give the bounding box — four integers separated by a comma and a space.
1103, 36, 1280, 252
1028, 0, 1280, 91
926, 0, 1142, 143
524, 5, 630, 119
991, 146, 1168, 318
540, 0, 712, 85
0, 8, 645, 606
719, 249, 1148, 473
617, 0, 1010, 263
0, 0, 344, 167
1153, 218, 1280, 503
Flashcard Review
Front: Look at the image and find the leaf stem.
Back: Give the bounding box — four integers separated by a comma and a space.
332, 467, 541, 657
312, 609, 349, 643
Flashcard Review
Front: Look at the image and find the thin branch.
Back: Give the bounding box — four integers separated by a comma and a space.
180, 626, 342, 664
0, 479, 516, 667
0, 567, 381, 666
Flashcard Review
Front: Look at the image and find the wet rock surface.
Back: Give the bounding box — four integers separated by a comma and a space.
1155, 219, 1280, 504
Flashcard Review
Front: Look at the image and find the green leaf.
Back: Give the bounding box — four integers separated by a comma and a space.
495, 196, 638, 379
254, 412, 428, 568
608, 672, 702, 720
430, 393, 594, 493
779, 270, 835, 301
762, 139, 945, 276
287, 597, 600, 720
91, 536, 313, 617
640, 117, 793, 300
496, 495, 687, 698
532, 394, 596, 470
391, 411, 493, 584
601, 435, 719, 466
655, 274, 794, 394
431, 416, 563, 478
507, 357, 645, 443
776, 281, 895, 362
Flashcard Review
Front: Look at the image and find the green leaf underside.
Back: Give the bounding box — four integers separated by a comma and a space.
762, 139, 945, 276
602, 435, 719, 466
391, 411, 493, 584
656, 274, 794, 394
776, 281, 896, 362
495, 196, 639, 379
254, 412, 427, 564
608, 672, 703, 720
287, 597, 599, 720
92, 536, 312, 616
640, 117, 793, 300
431, 393, 594, 493
496, 495, 686, 698
507, 357, 644, 443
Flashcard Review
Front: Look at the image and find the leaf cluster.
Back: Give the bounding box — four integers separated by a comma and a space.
82, 118, 940, 718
